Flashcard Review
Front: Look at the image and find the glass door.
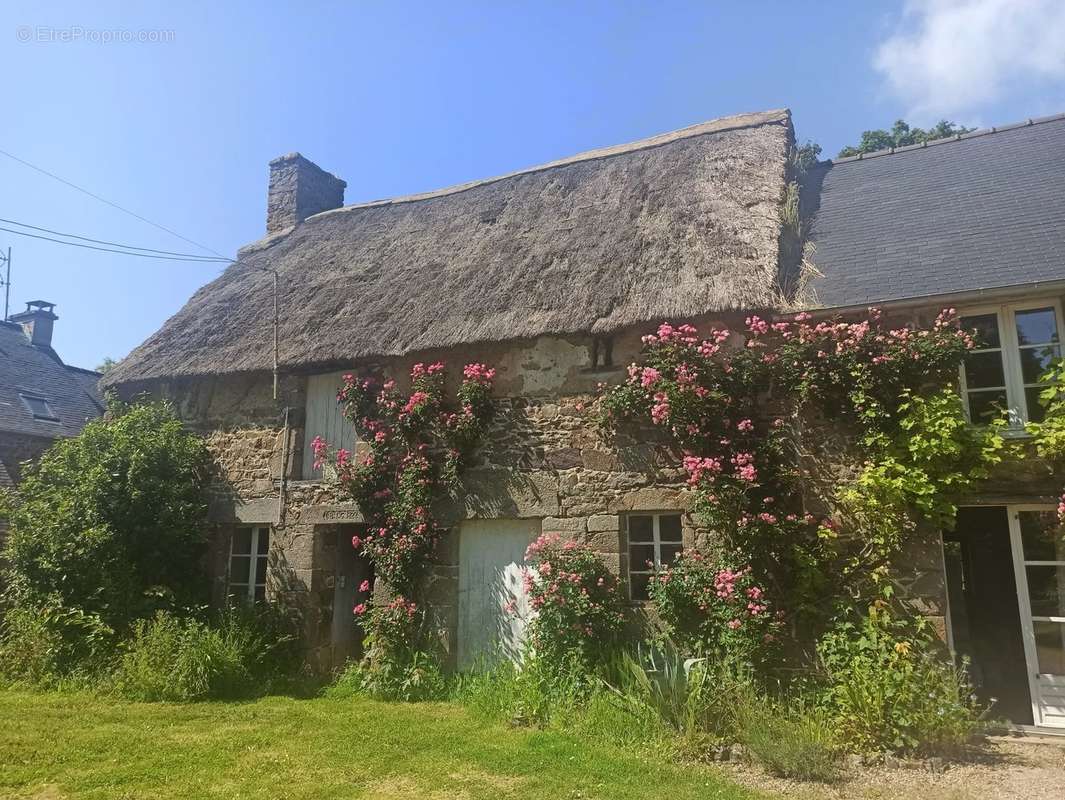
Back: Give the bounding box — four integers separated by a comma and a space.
1009, 507, 1065, 728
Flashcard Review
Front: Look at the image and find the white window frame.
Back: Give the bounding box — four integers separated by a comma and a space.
1006, 504, 1065, 729
959, 298, 1065, 429
228, 526, 270, 603
625, 512, 684, 602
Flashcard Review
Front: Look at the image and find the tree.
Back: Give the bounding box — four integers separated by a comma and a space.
794, 140, 823, 173
1, 401, 212, 635
95, 356, 118, 374
838, 120, 975, 158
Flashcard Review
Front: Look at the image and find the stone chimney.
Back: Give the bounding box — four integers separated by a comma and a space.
10, 300, 58, 348
266, 153, 346, 234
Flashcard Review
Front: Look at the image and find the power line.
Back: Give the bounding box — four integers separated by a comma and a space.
0, 225, 234, 263
0, 217, 233, 260
0, 147, 227, 258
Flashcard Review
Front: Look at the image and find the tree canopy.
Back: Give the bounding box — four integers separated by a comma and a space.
838, 120, 975, 158
1, 401, 212, 634
95, 357, 118, 375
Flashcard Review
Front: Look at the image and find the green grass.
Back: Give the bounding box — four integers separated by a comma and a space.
0, 689, 761, 800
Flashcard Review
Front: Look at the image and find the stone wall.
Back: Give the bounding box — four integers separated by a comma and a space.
129, 324, 709, 670
267, 153, 346, 235
119, 298, 1065, 671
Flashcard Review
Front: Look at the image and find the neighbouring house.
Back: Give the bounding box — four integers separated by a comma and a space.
102, 109, 1065, 729
0, 301, 104, 541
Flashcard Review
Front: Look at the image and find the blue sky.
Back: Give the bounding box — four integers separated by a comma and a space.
1, 0, 1063, 370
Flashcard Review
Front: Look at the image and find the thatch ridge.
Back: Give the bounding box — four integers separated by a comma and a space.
106, 109, 793, 386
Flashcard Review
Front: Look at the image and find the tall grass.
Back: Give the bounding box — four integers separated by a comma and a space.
452, 656, 588, 727
734, 694, 842, 782
450, 644, 842, 783
113, 605, 302, 701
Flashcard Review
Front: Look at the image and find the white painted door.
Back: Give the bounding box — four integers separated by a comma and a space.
457, 519, 539, 670
1009, 506, 1065, 728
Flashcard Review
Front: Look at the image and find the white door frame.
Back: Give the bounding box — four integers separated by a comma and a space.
1006, 503, 1065, 729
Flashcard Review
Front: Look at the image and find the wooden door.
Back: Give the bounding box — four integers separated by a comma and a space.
457, 519, 539, 671
332, 526, 372, 667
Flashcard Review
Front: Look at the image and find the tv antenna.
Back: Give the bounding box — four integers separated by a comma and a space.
0, 247, 10, 320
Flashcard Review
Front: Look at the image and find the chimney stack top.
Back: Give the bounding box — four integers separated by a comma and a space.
10, 300, 58, 348
266, 153, 346, 234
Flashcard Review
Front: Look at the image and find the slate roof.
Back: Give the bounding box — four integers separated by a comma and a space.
803, 113, 1065, 308
0, 321, 104, 440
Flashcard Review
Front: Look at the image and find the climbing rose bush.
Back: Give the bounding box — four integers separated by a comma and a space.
599, 308, 997, 654
314, 360, 495, 685
331, 361, 496, 595
648, 551, 782, 667
521, 533, 626, 671
356, 595, 446, 701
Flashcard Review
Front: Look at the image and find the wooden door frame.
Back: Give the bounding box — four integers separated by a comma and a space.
1006, 503, 1061, 729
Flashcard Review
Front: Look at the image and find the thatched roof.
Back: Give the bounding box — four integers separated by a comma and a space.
106, 109, 793, 386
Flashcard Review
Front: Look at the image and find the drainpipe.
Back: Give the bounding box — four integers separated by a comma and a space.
277, 405, 290, 526
272, 270, 279, 401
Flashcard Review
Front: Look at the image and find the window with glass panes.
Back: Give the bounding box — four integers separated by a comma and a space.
625, 513, 683, 601
960, 302, 1062, 426
228, 526, 269, 602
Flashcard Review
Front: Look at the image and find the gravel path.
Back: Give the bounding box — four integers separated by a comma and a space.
722, 738, 1065, 800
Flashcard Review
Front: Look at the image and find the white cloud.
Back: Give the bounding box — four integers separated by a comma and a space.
874, 0, 1065, 121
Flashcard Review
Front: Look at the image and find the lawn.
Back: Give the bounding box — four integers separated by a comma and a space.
0, 689, 761, 800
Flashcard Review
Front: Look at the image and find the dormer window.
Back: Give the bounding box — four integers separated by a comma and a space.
19, 393, 59, 422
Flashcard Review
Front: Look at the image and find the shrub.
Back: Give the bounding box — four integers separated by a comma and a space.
115, 612, 245, 701
817, 607, 983, 754
522, 533, 626, 672
114, 606, 300, 701
1, 401, 211, 642
604, 645, 711, 738
332, 650, 446, 703
0, 602, 113, 687
601, 644, 761, 748
735, 695, 842, 782
648, 552, 781, 666
216, 602, 304, 688
352, 596, 447, 701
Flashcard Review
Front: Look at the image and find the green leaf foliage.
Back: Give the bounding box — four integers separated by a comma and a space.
837, 119, 975, 158
1, 401, 211, 635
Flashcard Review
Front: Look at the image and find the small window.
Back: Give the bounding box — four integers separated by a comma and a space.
590, 337, 614, 369
303, 371, 358, 479
19, 393, 59, 422
228, 526, 269, 603
960, 302, 1063, 426
625, 512, 683, 601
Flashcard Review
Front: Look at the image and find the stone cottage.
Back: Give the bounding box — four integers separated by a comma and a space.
0, 302, 103, 542
103, 109, 1065, 730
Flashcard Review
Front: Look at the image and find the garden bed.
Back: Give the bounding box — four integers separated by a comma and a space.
722, 736, 1065, 800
